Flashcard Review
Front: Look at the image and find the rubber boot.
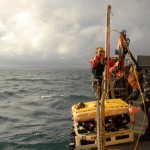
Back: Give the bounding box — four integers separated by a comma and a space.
139, 128, 150, 141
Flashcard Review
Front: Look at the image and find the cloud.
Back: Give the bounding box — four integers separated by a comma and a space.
0, 0, 150, 67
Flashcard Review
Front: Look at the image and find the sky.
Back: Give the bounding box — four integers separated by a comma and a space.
0, 0, 150, 68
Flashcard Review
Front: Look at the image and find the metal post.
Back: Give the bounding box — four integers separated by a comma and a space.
96, 5, 112, 150
96, 79, 101, 150
105, 5, 111, 82
96, 79, 106, 150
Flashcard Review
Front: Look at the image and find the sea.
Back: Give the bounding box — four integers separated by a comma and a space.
0, 67, 95, 150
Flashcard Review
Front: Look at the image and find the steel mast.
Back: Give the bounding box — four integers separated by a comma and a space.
96, 5, 111, 150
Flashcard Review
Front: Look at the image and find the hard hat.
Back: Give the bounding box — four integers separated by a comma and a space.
96, 47, 104, 52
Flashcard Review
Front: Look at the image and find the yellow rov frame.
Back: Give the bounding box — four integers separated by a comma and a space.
72, 99, 134, 150
72, 99, 128, 122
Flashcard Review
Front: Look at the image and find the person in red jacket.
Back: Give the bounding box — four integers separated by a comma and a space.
90, 47, 105, 92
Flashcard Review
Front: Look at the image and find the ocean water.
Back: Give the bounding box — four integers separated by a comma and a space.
0, 68, 95, 150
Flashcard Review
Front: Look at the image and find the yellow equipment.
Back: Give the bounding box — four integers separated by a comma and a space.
70, 99, 134, 150
72, 99, 128, 122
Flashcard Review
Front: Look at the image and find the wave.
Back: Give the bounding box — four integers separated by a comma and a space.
0, 115, 19, 123
1, 91, 15, 96
0, 89, 29, 98
0, 141, 18, 150
40, 95, 52, 98
6, 77, 47, 82
40, 94, 65, 99
32, 111, 49, 117
40, 94, 92, 99
65, 94, 93, 101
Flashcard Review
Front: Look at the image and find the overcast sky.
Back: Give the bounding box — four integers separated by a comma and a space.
0, 0, 149, 68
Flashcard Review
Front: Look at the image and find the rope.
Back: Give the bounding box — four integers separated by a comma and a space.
110, 29, 147, 150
